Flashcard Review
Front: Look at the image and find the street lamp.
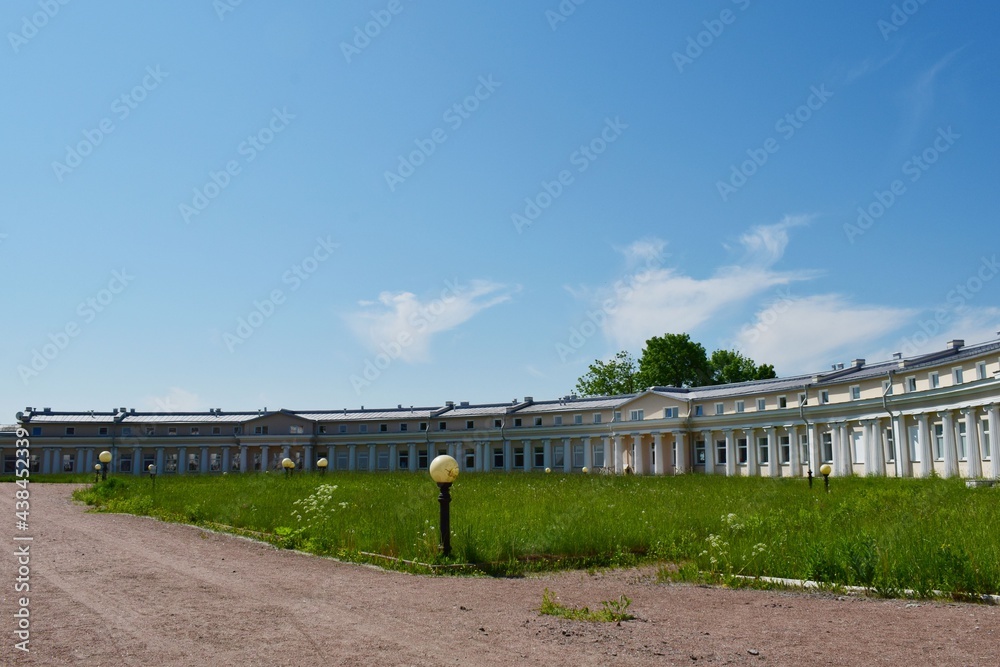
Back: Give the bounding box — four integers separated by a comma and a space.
98, 450, 112, 481
282, 457, 295, 478
316, 457, 328, 476
94, 463, 101, 483
819, 463, 832, 493
148, 463, 157, 490
429, 454, 459, 558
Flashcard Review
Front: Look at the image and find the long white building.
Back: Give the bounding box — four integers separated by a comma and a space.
4, 338, 999, 480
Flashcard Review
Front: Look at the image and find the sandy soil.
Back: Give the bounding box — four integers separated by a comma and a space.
1, 484, 997, 666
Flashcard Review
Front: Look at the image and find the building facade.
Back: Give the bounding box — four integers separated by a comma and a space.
4, 338, 999, 480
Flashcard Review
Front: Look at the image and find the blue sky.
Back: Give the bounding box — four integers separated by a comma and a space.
2, 0, 998, 419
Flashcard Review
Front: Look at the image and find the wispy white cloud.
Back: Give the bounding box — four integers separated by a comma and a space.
143, 387, 202, 412
597, 218, 815, 350
734, 295, 918, 374
346, 279, 516, 363
896, 46, 966, 150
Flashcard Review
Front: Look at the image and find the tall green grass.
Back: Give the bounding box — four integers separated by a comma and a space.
73, 472, 1000, 595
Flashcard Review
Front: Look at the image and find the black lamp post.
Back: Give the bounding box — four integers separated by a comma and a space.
148, 463, 157, 490
820, 463, 832, 492
316, 457, 328, 476
99, 450, 112, 481
429, 455, 459, 557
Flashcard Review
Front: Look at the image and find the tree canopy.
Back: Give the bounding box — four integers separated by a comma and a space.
573, 334, 777, 396
574, 351, 638, 397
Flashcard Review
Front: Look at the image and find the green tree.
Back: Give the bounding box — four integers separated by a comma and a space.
574, 351, 638, 397
636, 333, 712, 388
709, 349, 778, 385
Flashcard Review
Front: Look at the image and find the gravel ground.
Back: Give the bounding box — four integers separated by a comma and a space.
1, 483, 997, 666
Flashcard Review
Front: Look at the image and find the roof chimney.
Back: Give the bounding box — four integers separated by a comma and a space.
852, 359, 865, 368
947, 339, 964, 350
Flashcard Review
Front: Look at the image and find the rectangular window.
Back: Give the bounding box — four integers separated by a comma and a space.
694, 405, 703, 417
983, 419, 991, 459
209, 453, 221, 472
494, 419, 503, 428
613, 411, 622, 422
909, 425, 920, 463
99, 427, 109, 436
664, 407, 678, 418
514, 418, 523, 427
736, 401, 745, 413
418, 449, 429, 469
356, 452, 369, 471
801, 434, 810, 463
953, 368, 964, 385
513, 447, 525, 468
819, 390, 829, 405
533, 417, 543, 427
958, 422, 967, 460
438, 421, 447, 430
464, 449, 475, 470
400, 423, 408, 432
233, 426, 242, 435
593, 444, 605, 468
377, 451, 390, 470
398, 449, 409, 470
778, 396, 787, 408
694, 440, 706, 465
553, 416, 563, 426
572, 444, 584, 468
852, 431, 864, 464
119, 454, 132, 472
593, 413, 602, 424
758, 436, 769, 464
31, 427, 42, 436
630, 409, 644, 421
187, 427, 199, 436
930, 372, 940, 388
379, 424, 388, 432
780, 435, 790, 464
977, 361, 988, 380
65, 427, 75, 436
573, 414, 583, 425
336, 452, 348, 470
359, 425, 368, 434
553, 445, 564, 468
187, 452, 200, 472
62, 453, 76, 472
799, 393, 808, 406
493, 447, 504, 468
822, 433, 833, 463
715, 403, 725, 415
716, 440, 726, 465
737, 438, 748, 463
850, 386, 861, 401
253, 425, 268, 435
466, 420, 475, 430
164, 453, 178, 473
212, 426, 221, 435
882, 380, 893, 396
292, 425, 305, 434
934, 424, 944, 460
168, 427, 178, 436
906, 377, 917, 393
419, 422, 428, 431
533, 446, 544, 467
756, 398, 766, 411
339, 424, 348, 434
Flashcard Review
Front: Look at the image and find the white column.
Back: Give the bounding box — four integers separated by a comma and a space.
303, 445, 313, 471
724, 430, 736, 477
838, 424, 852, 476
675, 431, 688, 474
238, 445, 247, 472
78, 448, 88, 473
632, 435, 645, 475
347, 444, 356, 471
613, 436, 624, 474
746, 428, 757, 477
155, 447, 164, 473
988, 406, 1000, 479
521, 440, 531, 471
893, 414, 910, 477
808, 424, 820, 476
133, 446, 142, 475
562, 438, 571, 473
767, 427, 779, 477
200, 446, 210, 473
963, 409, 983, 478
941, 411, 958, 478
872, 418, 887, 476
542, 439, 552, 469
788, 425, 800, 477
408, 444, 417, 472
582, 437, 592, 470
177, 447, 187, 475
918, 414, 932, 477
368, 444, 376, 471
702, 430, 713, 475
260, 445, 269, 472
387, 444, 396, 472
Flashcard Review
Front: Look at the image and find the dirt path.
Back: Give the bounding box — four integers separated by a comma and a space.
1, 484, 997, 666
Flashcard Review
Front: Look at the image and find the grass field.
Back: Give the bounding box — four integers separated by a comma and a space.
73, 472, 1000, 596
